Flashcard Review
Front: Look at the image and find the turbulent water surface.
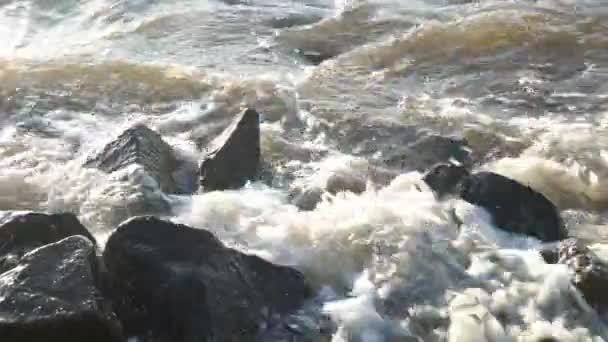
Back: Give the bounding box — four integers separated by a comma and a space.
2, 0, 608, 340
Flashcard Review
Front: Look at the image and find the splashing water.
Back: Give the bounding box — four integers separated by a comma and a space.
2, 0, 608, 340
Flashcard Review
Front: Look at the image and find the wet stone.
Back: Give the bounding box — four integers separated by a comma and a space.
0, 212, 97, 274
103, 216, 311, 342
0, 236, 124, 342
84, 124, 179, 194
199, 108, 261, 191
424, 164, 567, 242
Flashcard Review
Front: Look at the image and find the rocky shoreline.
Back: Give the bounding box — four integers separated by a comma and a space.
0, 212, 311, 342
2, 107, 607, 341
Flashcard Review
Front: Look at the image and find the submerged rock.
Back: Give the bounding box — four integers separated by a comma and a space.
385, 134, 473, 171
291, 187, 325, 211
424, 164, 566, 242
103, 216, 311, 342
199, 108, 261, 191
85, 124, 178, 194
541, 239, 608, 312
325, 172, 367, 195
265, 13, 324, 29
0, 212, 96, 273
295, 49, 336, 65
0, 236, 124, 342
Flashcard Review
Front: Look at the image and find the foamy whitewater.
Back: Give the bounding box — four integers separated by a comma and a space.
2, 0, 608, 340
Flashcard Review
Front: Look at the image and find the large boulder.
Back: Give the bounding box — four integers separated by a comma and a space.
103, 216, 311, 342
0, 236, 124, 342
541, 239, 608, 312
0, 212, 96, 273
85, 124, 178, 194
423, 164, 566, 242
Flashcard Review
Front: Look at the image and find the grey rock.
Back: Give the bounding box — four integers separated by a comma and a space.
200, 108, 261, 191
0, 236, 124, 342
103, 216, 311, 342
325, 173, 367, 195
85, 124, 178, 194
0, 212, 96, 274
291, 187, 324, 211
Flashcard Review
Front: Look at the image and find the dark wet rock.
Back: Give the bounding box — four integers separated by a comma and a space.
540, 245, 560, 265
200, 108, 261, 191
459, 171, 566, 242
462, 128, 528, 164
541, 239, 608, 311
424, 164, 566, 242
103, 216, 311, 342
422, 163, 470, 198
0, 212, 96, 274
290, 187, 324, 211
85, 124, 178, 194
0, 236, 124, 342
325, 173, 367, 195
385, 134, 472, 171
410, 135, 472, 168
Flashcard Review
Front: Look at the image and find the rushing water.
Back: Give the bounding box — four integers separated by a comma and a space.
2, 0, 608, 340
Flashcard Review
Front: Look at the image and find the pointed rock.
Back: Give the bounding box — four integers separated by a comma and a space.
103, 216, 310, 342
423, 164, 566, 242
200, 108, 261, 191
0, 236, 124, 342
85, 124, 178, 194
